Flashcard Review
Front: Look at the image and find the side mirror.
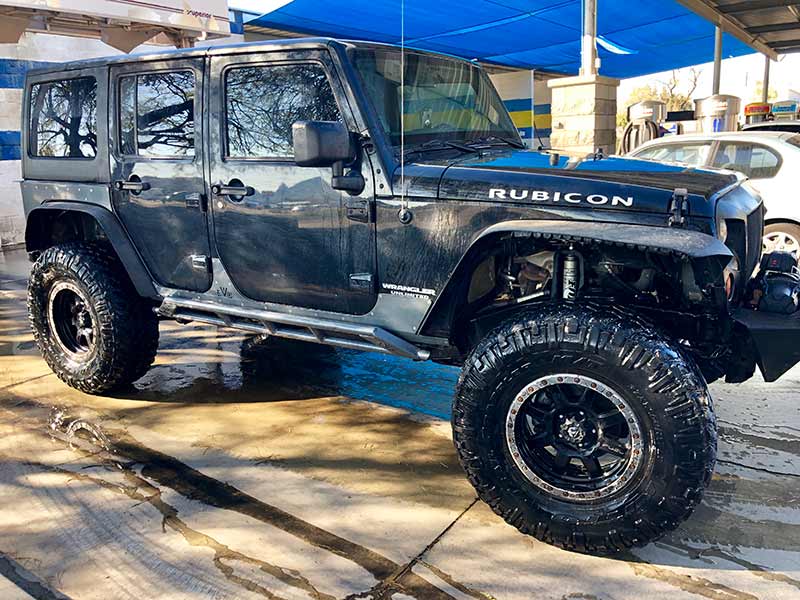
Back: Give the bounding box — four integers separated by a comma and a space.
292, 120, 355, 167
292, 120, 365, 195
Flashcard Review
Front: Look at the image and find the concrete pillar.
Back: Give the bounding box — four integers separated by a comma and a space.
763, 54, 771, 103
547, 74, 619, 155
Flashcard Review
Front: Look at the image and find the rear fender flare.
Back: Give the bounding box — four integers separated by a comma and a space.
25, 201, 159, 300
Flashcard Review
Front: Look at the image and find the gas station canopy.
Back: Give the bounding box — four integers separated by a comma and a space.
246, 0, 762, 78
681, 0, 800, 55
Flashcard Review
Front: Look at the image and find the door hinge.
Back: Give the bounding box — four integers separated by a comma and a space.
349, 273, 374, 290
190, 255, 211, 272
346, 199, 372, 223
668, 188, 689, 228
186, 192, 208, 212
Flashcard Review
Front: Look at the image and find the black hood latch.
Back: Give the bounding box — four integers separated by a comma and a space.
668, 188, 689, 228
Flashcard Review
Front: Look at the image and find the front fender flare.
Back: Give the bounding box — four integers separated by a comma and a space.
476, 220, 732, 260
26, 201, 159, 300
419, 219, 732, 337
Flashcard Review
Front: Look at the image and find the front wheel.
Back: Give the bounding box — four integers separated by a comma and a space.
453, 305, 716, 554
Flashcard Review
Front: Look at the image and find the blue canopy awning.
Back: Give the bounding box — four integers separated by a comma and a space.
245, 0, 755, 79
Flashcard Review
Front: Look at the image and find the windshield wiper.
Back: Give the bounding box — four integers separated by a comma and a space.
466, 135, 526, 149
402, 139, 481, 157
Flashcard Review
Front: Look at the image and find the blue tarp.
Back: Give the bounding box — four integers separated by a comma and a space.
246, 0, 754, 79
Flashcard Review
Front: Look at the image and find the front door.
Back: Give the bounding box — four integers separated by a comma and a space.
110, 58, 211, 292
208, 51, 377, 315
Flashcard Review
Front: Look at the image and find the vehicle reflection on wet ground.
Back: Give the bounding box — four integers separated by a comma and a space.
1, 247, 799, 600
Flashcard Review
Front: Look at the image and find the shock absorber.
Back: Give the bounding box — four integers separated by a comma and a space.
562, 247, 580, 300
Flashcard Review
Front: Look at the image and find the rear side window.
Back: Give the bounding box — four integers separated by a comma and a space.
711, 142, 781, 179
29, 76, 97, 158
224, 63, 341, 158
634, 143, 711, 167
119, 71, 195, 157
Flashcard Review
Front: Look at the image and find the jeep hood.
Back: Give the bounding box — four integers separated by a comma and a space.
397, 149, 742, 220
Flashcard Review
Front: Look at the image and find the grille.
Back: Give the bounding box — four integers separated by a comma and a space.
745, 204, 765, 277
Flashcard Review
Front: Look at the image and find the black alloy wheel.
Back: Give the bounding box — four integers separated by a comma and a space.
507, 373, 643, 502
47, 281, 97, 361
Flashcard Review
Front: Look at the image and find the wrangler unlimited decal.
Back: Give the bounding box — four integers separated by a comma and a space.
489, 188, 635, 207
382, 283, 436, 299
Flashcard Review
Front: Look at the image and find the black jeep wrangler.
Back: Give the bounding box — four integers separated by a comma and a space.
21, 38, 800, 554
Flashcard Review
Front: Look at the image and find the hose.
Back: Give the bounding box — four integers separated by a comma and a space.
619, 119, 661, 154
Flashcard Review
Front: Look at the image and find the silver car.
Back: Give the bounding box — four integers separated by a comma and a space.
630, 131, 800, 254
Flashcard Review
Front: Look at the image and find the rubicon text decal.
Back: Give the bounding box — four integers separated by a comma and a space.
489, 188, 634, 207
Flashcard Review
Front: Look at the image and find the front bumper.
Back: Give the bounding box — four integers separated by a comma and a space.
733, 307, 800, 382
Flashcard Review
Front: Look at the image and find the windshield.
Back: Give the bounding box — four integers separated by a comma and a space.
351, 47, 520, 149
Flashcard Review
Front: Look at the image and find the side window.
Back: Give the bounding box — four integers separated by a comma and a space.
224, 63, 341, 159
636, 143, 711, 166
29, 76, 97, 158
119, 71, 195, 157
711, 142, 781, 179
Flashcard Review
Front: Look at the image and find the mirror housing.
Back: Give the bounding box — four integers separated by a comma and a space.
293, 121, 355, 167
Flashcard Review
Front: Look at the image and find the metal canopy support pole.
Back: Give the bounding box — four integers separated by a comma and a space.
763, 54, 771, 103
581, 0, 597, 76
712, 26, 722, 94
530, 69, 536, 149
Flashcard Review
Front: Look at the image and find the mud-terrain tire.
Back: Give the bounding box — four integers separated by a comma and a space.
453, 304, 716, 554
28, 242, 159, 394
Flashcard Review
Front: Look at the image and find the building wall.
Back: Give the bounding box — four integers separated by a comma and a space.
488, 70, 553, 149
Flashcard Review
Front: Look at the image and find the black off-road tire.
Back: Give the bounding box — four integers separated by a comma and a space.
453, 304, 716, 554
28, 242, 159, 394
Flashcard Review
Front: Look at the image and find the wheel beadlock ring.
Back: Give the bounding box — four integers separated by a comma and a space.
505, 373, 644, 502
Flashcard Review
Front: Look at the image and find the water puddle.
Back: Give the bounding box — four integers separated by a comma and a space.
48, 406, 111, 451
131, 335, 460, 419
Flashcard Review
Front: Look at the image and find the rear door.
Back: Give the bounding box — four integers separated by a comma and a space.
109, 58, 211, 292
208, 50, 377, 314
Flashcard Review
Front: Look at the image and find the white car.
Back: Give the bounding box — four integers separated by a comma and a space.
743, 120, 800, 134
630, 131, 800, 254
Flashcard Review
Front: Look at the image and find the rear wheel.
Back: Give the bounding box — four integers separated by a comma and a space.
28, 242, 159, 394
453, 304, 716, 554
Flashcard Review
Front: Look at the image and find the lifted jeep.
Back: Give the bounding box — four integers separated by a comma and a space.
21, 39, 800, 555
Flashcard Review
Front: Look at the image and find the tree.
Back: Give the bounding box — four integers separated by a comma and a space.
752, 80, 778, 103
618, 68, 702, 125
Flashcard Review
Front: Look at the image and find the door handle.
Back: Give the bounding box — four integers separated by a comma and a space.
211, 181, 255, 200
346, 199, 371, 223
114, 176, 150, 194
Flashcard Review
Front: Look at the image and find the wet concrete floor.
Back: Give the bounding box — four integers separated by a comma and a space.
0, 246, 799, 599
